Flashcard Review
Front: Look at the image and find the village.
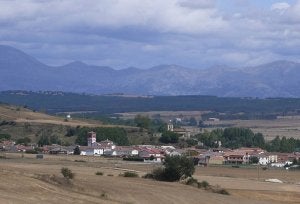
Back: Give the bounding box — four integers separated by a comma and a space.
1, 130, 299, 170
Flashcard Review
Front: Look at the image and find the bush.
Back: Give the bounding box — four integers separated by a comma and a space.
215, 189, 230, 195
123, 157, 144, 162
74, 160, 86, 163
198, 180, 209, 189
145, 156, 195, 182
61, 167, 74, 179
96, 171, 104, 176
142, 173, 154, 179
73, 146, 81, 155
107, 174, 114, 176
121, 171, 138, 177
25, 149, 38, 154
185, 177, 198, 187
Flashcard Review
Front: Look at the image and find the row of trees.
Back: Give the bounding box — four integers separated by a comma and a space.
75, 127, 129, 146
196, 127, 300, 153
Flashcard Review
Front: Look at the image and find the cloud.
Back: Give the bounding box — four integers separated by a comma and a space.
271, 2, 290, 11
0, 0, 300, 69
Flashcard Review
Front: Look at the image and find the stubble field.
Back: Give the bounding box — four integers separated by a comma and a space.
0, 153, 299, 204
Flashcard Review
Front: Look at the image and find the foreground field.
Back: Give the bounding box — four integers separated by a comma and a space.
0, 153, 299, 204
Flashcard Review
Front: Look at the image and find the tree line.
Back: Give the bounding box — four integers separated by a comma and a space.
196, 127, 300, 153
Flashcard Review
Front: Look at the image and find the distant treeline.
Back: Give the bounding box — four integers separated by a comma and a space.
1, 91, 300, 117
196, 128, 300, 153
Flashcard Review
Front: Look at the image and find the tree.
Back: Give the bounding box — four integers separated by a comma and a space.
162, 156, 195, 181
73, 146, 81, 155
159, 131, 179, 144
250, 156, 259, 164
16, 137, 31, 145
38, 135, 50, 146
0, 133, 11, 141
188, 117, 197, 126
134, 115, 151, 129
76, 127, 129, 146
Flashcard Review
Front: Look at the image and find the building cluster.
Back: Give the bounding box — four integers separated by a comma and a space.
1, 131, 299, 167
197, 147, 300, 167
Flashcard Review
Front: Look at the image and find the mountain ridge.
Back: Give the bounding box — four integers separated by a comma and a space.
1, 45, 300, 97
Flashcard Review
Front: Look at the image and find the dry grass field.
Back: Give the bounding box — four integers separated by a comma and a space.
0, 153, 299, 204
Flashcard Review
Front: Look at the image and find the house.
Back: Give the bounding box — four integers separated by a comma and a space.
115, 146, 139, 157
138, 147, 164, 163
103, 149, 117, 156
267, 153, 278, 163
99, 139, 116, 150
80, 146, 103, 156
223, 151, 250, 164
257, 154, 269, 165
198, 151, 224, 166
0, 140, 15, 151
49, 147, 68, 154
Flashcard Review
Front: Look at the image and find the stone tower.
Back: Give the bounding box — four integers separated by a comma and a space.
87, 131, 97, 146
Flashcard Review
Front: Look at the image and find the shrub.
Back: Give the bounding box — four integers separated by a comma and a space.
25, 149, 38, 154
95, 171, 104, 176
186, 177, 198, 186
61, 167, 74, 179
144, 156, 195, 182
100, 192, 108, 199
73, 146, 81, 155
142, 173, 154, 179
198, 180, 209, 189
216, 189, 230, 195
123, 157, 144, 162
151, 167, 166, 181
74, 160, 86, 162
121, 171, 138, 177
107, 174, 114, 176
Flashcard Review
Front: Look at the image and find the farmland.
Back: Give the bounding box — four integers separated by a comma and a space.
0, 153, 299, 204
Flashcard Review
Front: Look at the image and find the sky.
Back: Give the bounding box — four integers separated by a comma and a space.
0, 0, 299, 69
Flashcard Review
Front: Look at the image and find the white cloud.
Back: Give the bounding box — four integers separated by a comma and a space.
271, 2, 290, 11
0, 0, 300, 68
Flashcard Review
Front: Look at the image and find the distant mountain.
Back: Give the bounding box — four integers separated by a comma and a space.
1, 45, 300, 97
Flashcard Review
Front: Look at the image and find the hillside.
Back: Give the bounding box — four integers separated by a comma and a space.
0, 104, 106, 127
2, 45, 300, 97
0, 104, 139, 144
2, 91, 300, 117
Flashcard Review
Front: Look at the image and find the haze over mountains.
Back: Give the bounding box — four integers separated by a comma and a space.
1, 45, 300, 98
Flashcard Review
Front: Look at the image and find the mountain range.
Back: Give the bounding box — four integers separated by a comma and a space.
1, 44, 300, 97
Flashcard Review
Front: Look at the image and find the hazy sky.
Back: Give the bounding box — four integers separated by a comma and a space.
0, 0, 299, 69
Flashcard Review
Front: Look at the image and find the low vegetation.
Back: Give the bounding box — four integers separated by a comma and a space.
61, 167, 74, 179
144, 155, 195, 182
95, 171, 104, 176
120, 171, 139, 178
184, 177, 229, 195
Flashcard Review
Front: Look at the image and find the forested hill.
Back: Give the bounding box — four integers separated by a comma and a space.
1, 91, 300, 116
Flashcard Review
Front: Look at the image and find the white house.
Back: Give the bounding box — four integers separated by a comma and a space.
115, 146, 139, 157
258, 154, 269, 165
80, 146, 103, 156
